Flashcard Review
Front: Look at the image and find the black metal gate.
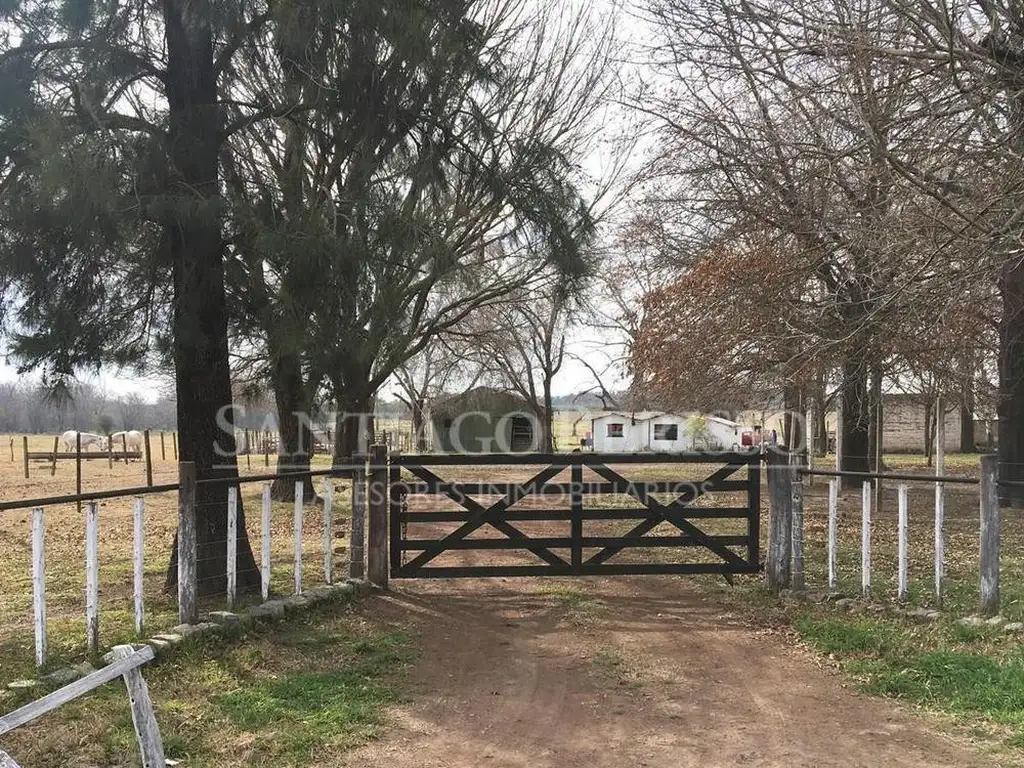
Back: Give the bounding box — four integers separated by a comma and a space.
389, 451, 761, 578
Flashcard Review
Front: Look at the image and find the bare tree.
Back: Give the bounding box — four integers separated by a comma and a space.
393, 336, 484, 451
467, 276, 576, 452
118, 392, 145, 430
630, 0, 992, 481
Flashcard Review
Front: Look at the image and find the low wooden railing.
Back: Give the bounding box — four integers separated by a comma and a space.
0, 645, 164, 767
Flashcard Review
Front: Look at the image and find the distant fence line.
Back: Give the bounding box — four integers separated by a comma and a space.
766, 450, 1001, 615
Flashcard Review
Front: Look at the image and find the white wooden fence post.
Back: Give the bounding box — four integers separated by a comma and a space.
897, 484, 909, 602
293, 480, 304, 594
31, 507, 46, 667
861, 481, 871, 597
177, 462, 198, 624
828, 478, 839, 592
323, 478, 334, 585
85, 501, 99, 655
935, 394, 945, 607
226, 486, 237, 609
261, 482, 271, 601
132, 497, 145, 635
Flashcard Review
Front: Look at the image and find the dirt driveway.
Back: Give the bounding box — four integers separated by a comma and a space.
342, 576, 993, 768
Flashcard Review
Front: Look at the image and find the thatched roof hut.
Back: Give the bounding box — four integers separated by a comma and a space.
425, 387, 539, 453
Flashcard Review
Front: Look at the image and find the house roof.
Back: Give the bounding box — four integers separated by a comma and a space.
427, 387, 534, 418
591, 410, 665, 422
708, 416, 740, 428
591, 411, 743, 428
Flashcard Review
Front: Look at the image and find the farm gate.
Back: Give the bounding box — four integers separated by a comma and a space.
388, 451, 762, 578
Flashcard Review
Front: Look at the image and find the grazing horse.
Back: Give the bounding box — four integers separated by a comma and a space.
110, 430, 144, 460
60, 430, 108, 452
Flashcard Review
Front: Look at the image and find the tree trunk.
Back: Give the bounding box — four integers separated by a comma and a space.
868, 366, 883, 472
924, 397, 935, 465
332, 383, 375, 465
960, 375, 975, 453
162, 0, 259, 596
270, 352, 315, 501
782, 384, 800, 449
541, 377, 555, 453
839, 358, 871, 488
411, 397, 427, 451
999, 255, 1024, 506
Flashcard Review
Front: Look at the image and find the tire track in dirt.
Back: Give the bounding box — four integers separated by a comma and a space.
339, 576, 998, 768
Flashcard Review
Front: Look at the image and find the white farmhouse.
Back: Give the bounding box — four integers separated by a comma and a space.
590, 411, 744, 452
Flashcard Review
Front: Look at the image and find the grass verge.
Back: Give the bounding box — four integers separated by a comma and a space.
698, 575, 1024, 761
0, 596, 415, 767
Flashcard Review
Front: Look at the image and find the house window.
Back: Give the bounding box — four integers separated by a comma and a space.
654, 424, 678, 441
607, 422, 624, 438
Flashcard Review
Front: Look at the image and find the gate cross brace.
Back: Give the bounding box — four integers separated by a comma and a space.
585, 462, 750, 567
399, 462, 569, 571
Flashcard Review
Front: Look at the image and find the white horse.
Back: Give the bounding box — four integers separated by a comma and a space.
60, 430, 108, 452
110, 430, 144, 460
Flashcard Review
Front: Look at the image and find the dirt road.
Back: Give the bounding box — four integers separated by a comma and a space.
342, 576, 993, 768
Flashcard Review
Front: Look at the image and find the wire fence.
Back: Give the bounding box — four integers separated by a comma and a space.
0, 462, 357, 686
769, 451, 1014, 618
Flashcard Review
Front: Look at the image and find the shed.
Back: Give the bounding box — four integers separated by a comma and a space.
591, 411, 743, 452
425, 387, 540, 453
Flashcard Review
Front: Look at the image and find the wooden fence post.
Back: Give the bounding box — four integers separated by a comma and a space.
261, 482, 272, 601
226, 486, 238, 609
32, 507, 46, 667
76, 433, 82, 525
897, 484, 909, 602
805, 400, 815, 488
50, 436, 58, 476
133, 497, 145, 635
107, 437, 113, 470
861, 480, 872, 597
834, 399, 842, 473
160, 432, 166, 462
293, 480, 304, 594
765, 449, 792, 594
22, 436, 28, 479
171, 432, 177, 460
980, 454, 1000, 616
791, 458, 805, 592
110, 645, 166, 767
367, 444, 388, 589
323, 478, 334, 585
85, 500, 99, 655
350, 454, 366, 580
177, 462, 197, 624
935, 395, 945, 607
143, 431, 153, 487
122, 433, 129, 466
828, 477, 839, 592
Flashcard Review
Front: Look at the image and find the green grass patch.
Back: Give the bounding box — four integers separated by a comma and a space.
794, 615, 906, 656
785, 610, 1024, 749
0, 602, 415, 767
